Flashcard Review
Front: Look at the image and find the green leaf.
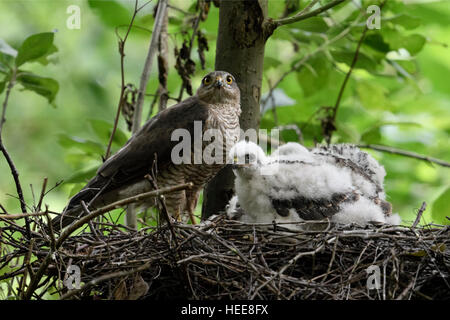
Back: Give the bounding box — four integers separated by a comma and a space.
88, 118, 129, 146
0, 81, 5, 94
361, 127, 381, 144
356, 80, 388, 109
35, 44, 58, 66
396, 60, 417, 75
398, 34, 426, 56
0, 62, 9, 74
15, 32, 55, 67
296, 53, 331, 97
387, 14, 421, 30
58, 134, 105, 155
264, 56, 282, 71
16, 72, 59, 105
88, 0, 132, 27
330, 49, 377, 73
431, 187, 450, 225
292, 17, 328, 33
383, 30, 426, 56
364, 34, 390, 53
0, 39, 17, 57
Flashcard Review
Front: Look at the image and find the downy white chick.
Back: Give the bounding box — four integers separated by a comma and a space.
228, 141, 401, 229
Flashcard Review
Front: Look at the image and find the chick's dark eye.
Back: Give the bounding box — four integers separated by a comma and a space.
226, 76, 233, 84
203, 76, 212, 85
245, 154, 250, 163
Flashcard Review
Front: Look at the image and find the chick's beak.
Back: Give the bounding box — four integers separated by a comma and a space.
230, 155, 250, 169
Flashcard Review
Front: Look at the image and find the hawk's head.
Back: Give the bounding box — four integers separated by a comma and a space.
196, 71, 240, 104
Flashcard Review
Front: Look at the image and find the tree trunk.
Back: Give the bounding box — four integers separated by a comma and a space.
202, 0, 267, 219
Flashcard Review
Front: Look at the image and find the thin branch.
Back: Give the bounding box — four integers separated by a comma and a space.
176, 6, 204, 102
0, 68, 31, 237
357, 144, 450, 168
132, 0, 168, 134
0, 211, 49, 220
105, 0, 141, 160
412, 202, 427, 229
331, 21, 370, 124
36, 177, 48, 212
144, 174, 179, 248
157, 1, 169, 112
269, 0, 346, 30
0, 75, 15, 135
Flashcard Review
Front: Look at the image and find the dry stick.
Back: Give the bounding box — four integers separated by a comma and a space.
157, 0, 169, 112
0, 69, 31, 238
132, 0, 168, 134
81, 200, 102, 241
0, 211, 49, 219
144, 174, 179, 248
19, 238, 35, 300
36, 178, 48, 212
270, 0, 345, 29
60, 261, 152, 300
412, 201, 427, 229
105, 0, 142, 160
22, 182, 192, 300
44, 209, 56, 252
176, 10, 202, 102
358, 144, 450, 168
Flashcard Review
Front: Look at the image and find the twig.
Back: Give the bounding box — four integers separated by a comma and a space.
176, 9, 202, 101
157, 0, 169, 112
267, 0, 345, 31
0, 211, 51, 219
18, 238, 35, 299
105, 0, 150, 160
132, 0, 168, 134
0, 67, 31, 238
0, 71, 15, 135
358, 144, 450, 168
412, 202, 427, 229
44, 209, 56, 252
81, 200, 102, 241
36, 177, 48, 212
60, 261, 152, 300
144, 174, 179, 248
325, 20, 372, 143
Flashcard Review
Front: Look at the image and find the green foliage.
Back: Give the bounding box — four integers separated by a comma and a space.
432, 188, 450, 225
264, 0, 450, 225
0, 33, 59, 106
15, 32, 55, 67
16, 72, 59, 105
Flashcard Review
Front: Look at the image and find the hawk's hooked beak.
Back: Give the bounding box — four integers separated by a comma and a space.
215, 77, 224, 88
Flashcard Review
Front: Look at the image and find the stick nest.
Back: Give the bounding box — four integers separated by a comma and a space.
1, 216, 449, 300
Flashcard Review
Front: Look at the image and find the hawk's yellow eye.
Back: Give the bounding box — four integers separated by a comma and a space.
226, 76, 233, 84
203, 76, 212, 85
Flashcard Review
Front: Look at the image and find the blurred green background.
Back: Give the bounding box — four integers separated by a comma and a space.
0, 0, 448, 226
